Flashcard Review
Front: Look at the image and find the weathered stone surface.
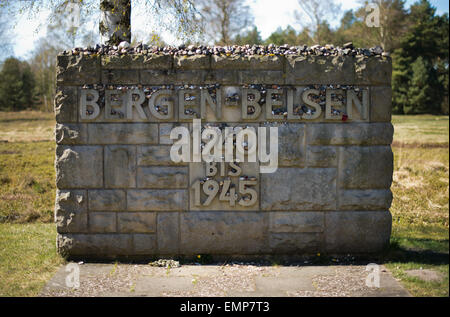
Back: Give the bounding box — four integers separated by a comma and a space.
101, 55, 145, 69
137, 166, 188, 188
88, 124, 158, 144
159, 123, 188, 144
285, 55, 356, 85
175, 55, 210, 70
355, 56, 391, 85
118, 212, 156, 233
371, 86, 392, 122
307, 123, 393, 145
261, 168, 337, 210
239, 70, 284, 84
269, 233, 323, 253
55, 124, 87, 145
127, 189, 187, 211
205, 69, 240, 85
133, 234, 157, 254
142, 54, 173, 69
88, 190, 126, 211
105, 146, 136, 188
101, 69, 140, 85
189, 161, 260, 211
140, 69, 173, 85
325, 211, 392, 253
339, 189, 393, 210
56, 55, 100, 85
89, 212, 116, 233
264, 123, 305, 166
55, 190, 87, 233
211, 55, 283, 70
269, 212, 324, 233
54, 87, 78, 123
57, 233, 133, 256
157, 212, 179, 254
55, 146, 103, 188
339, 146, 393, 189
306, 146, 337, 167
173, 70, 208, 84
180, 212, 267, 254
137, 145, 185, 166
55, 48, 395, 258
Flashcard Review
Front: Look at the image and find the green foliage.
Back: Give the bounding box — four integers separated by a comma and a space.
263, 25, 313, 46
392, 0, 449, 114
0, 58, 36, 111
234, 26, 263, 45
404, 57, 441, 114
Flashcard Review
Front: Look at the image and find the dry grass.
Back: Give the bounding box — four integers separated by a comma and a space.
0, 111, 54, 142
386, 115, 449, 297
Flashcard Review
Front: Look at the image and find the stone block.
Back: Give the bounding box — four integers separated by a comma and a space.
157, 212, 179, 254
55, 146, 103, 188
339, 189, 393, 210
189, 161, 260, 211
105, 145, 136, 188
206, 69, 240, 85
137, 145, 185, 166
179, 212, 267, 254
88, 123, 158, 144
89, 212, 116, 233
101, 69, 140, 85
173, 70, 208, 84
339, 146, 393, 189
211, 54, 283, 70
263, 123, 305, 167
239, 70, 284, 84
55, 190, 87, 233
306, 146, 337, 167
143, 54, 173, 69
127, 189, 187, 211
101, 54, 145, 69
355, 56, 391, 85
57, 233, 133, 256
140, 69, 174, 85
325, 211, 392, 253
306, 123, 393, 145
261, 168, 337, 210
54, 86, 78, 123
88, 190, 126, 211
175, 55, 211, 70
371, 86, 392, 122
55, 124, 87, 145
285, 55, 356, 85
137, 166, 188, 188
118, 212, 156, 233
56, 54, 100, 85
133, 234, 157, 254
159, 123, 188, 144
269, 212, 324, 233
269, 233, 323, 253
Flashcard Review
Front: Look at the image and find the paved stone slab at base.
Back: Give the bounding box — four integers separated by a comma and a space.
41, 263, 411, 297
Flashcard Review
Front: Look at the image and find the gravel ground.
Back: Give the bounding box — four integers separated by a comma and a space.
40, 262, 409, 297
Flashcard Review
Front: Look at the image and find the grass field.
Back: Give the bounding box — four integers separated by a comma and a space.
0, 111, 448, 296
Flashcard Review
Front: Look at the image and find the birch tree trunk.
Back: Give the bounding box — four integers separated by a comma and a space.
99, 0, 131, 45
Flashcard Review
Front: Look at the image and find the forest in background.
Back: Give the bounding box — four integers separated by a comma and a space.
0, 0, 448, 115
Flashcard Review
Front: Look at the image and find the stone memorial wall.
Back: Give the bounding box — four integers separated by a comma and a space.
55, 45, 393, 259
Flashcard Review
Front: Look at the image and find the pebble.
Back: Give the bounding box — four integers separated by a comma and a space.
59, 43, 387, 58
